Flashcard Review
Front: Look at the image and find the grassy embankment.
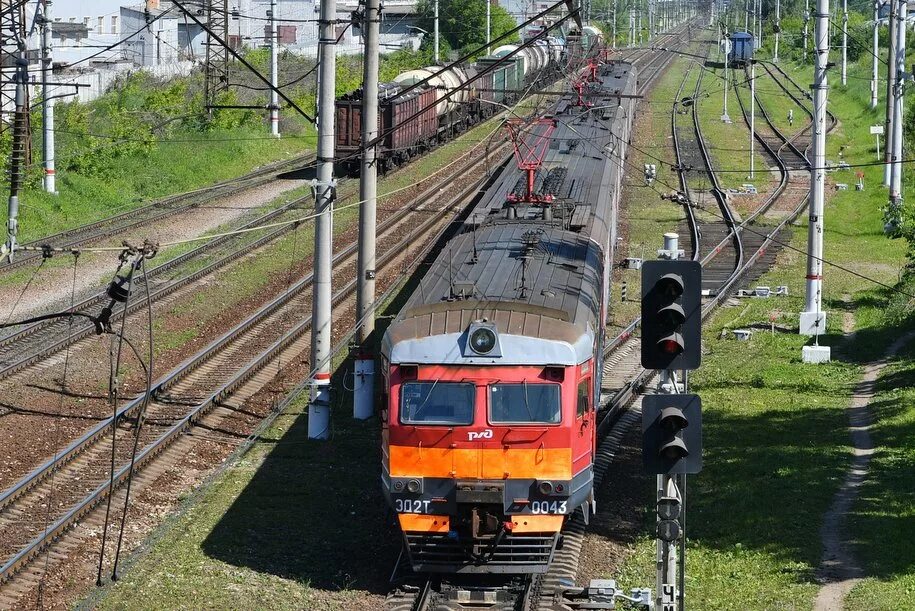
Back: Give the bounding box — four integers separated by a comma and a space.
611, 39, 915, 610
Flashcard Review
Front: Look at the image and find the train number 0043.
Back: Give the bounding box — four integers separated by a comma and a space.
530, 500, 568, 514
394, 499, 431, 513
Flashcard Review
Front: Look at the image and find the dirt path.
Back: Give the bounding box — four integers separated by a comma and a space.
813, 319, 915, 610
0, 178, 305, 324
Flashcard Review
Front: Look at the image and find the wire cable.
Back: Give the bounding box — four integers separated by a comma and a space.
35, 251, 79, 609
95, 255, 138, 586
110, 254, 155, 580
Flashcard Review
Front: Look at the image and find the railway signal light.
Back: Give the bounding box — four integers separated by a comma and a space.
642, 394, 702, 475
640, 260, 702, 371
656, 495, 682, 542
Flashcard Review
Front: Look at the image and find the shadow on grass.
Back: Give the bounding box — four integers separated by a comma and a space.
199, 173, 488, 595
685, 403, 851, 583
199, 389, 398, 594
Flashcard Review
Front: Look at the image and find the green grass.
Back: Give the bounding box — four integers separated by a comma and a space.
845, 336, 915, 610
8, 127, 315, 244
609, 33, 915, 611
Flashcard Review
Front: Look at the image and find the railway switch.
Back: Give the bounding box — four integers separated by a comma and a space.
642, 394, 703, 475
640, 260, 702, 370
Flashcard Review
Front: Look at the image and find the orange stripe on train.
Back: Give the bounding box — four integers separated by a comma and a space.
398, 514, 451, 532
389, 445, 572, 479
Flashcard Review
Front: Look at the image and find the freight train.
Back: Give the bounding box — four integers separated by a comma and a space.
335, 27, 604, 173
379, 58, 637, 574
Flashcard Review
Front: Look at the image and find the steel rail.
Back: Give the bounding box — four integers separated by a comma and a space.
0, 151, 507, 586
3, 152, 316, 273
0, 200, 308, 368
0, 147, 506, 518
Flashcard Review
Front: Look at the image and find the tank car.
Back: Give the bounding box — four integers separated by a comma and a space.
380, 60, 637, 574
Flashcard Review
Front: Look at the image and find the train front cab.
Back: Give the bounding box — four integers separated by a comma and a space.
381, 356, 597, 574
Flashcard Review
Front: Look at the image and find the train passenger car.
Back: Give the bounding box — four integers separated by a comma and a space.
380, 60, 637, 574
728, 31, 754, 67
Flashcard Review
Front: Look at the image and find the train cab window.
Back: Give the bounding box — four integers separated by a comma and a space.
489, 383, 561, 424
577, 378, 591, 418
400, 382, 475, 425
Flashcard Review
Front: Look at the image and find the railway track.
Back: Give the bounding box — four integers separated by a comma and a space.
0, 199, 309, 381
523, 36, 822, 611
379, 25, 698, 611
3, 152, 317, 274
0, 144, 512, 603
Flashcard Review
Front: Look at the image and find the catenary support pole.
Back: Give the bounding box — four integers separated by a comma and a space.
638, 1, 643, 45
841, 0, 848, 86
434, 0, 439, 62
5, 49, 28, 262
803, 0, 810, 60
308, 0, 337, 439
269, 0, 280, 137
612, 0, 617, 47
41, 0, 57, 193
872, 0, 880, 109
486, 0, 491, 54
354, 0, 380, 420
722, 27, 731, 122
749, 60, 755, 178
889, 0, 906, 210
774, 0, 781, 62
884, 0, 896, 186
800, 0, 830, 336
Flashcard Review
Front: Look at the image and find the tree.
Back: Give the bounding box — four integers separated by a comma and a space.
416, 0, 520, 59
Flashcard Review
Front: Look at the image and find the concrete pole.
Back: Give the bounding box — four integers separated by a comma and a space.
744, 0, 749, 31
5, 52, 28, 262
841, 0, 848, 86
41, 0, 57, 194
638, 1, 643, 45
308, 0, 338, 439
629, 6, 635, 46
803, 0, 810, 60
354, 0, 380, 421
800, 0, 829, 337
269, 0, 280, 137
613, 0, 617, 47
434, 0, 439, 62
749, 61, 755, 178
722, 30, 731, 122
486, 0, 491, 55
774, 0, 780, 62
884, 0, 896, 186
889, 0, 906, 205
872, 0, 880, 109
758, 0, 763, 47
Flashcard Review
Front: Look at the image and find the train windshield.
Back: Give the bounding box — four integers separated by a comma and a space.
489, 383, 561, 424
400, 382, 475, 425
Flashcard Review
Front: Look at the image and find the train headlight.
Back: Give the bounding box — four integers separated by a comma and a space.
470, 327, 496, 354
393, 481, 405, 492
407, 479, 421, 493
538, 481, 554, 495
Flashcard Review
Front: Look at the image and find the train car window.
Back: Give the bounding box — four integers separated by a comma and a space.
400, 382, 475, 425
577, 378, 591, 418
489, 383, 561, 424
